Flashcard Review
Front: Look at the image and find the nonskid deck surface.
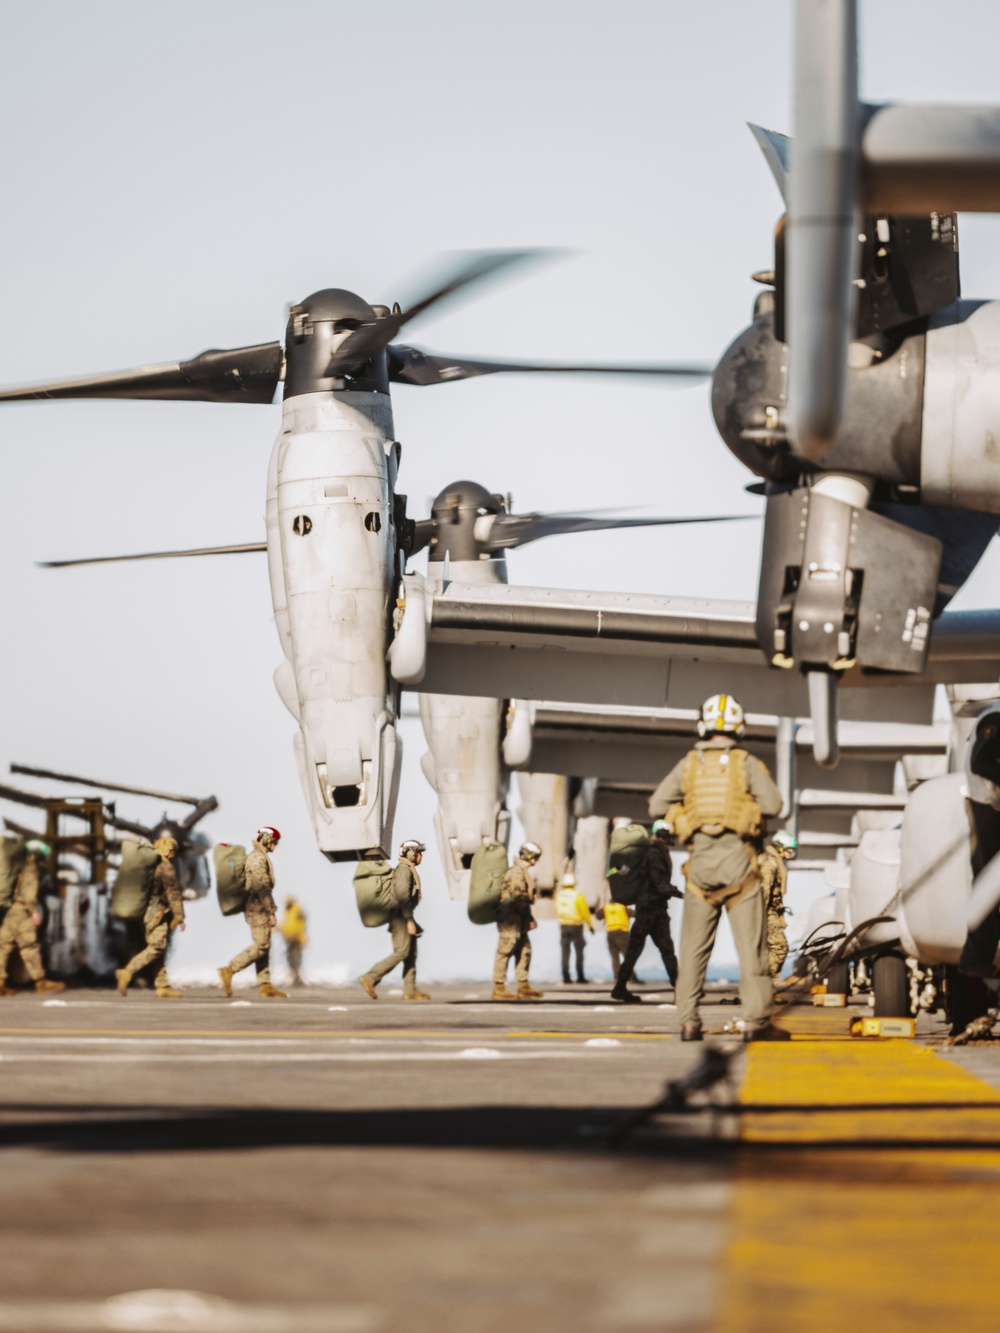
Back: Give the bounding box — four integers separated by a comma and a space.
1, 982, 999, 1332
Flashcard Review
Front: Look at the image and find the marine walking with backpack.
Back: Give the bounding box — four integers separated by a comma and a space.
0, 837, 65, 997
218, 826, 287, 999
608, 820, 680, 1004
357, 840, 429, 1001
115, 836, 186, 998
492, 841, 544, 1002
649, 694, 783, 1041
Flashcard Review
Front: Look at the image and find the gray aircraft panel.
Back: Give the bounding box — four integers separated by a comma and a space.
416, 582, 1000, 722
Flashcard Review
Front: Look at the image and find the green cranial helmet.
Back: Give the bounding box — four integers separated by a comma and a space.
771, 830, 798, 852
25, 839, 52, 858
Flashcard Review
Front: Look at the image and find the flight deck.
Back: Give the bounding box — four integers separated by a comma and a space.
1, 982, 999, 1332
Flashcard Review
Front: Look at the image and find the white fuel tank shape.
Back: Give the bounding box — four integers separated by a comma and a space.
897, 771, 973, 964
418, 556, 511, 899
269, 390, 401, 859
921, 300, 1000, 512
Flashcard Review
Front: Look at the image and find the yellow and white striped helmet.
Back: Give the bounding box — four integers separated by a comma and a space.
697, 693, 745, 737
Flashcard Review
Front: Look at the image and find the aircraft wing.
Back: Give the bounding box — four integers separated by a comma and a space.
397, 579, 1000, 726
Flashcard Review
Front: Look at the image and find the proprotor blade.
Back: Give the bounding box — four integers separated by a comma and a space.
388, 345, 713, 386
788, 0, 859, 460
329, 250, 547, 375
39, 542, 266, 569
0, 342, 283, 405
481, 511, 756, 552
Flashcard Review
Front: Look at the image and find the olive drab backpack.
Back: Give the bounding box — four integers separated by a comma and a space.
214, 844, 249, 916
353, 858, 396, 927
111, 839, 161, 920
607, 823, 650, 905
468, 842, 509, 925
0, 834, 27, 911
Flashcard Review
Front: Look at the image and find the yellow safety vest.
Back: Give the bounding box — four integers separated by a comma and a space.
556, 887, 591, 926
604, 901, 629, 932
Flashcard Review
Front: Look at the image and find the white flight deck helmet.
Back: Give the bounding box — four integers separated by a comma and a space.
697, 693, 746, 738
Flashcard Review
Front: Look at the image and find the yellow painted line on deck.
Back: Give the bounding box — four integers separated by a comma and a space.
717, 1040, 1000, 1331
739, 1040, 1000, 1144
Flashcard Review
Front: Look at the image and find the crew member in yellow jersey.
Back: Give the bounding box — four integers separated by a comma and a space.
601, 897, 631, 977
555, 871, 594, 983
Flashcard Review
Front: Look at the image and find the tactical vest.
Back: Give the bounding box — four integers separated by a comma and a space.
670, 747, 762, 845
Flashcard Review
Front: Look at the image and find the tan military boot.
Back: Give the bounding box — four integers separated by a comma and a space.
155, 985, 182, 999
218, 966, 234, 998
115, 969, 130, 997
404, 990, 431, 1002
517, 982, 544, 1000
35, 979, 66, 995
259, 983, 288, 999
491, 983, 517, 1001
0, 986, 16, 998
358, 976, 378, 1000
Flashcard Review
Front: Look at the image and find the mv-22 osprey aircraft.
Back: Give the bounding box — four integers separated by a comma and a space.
0, 252, 718, 864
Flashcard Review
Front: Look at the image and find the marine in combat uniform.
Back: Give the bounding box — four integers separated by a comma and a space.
556, 871, 594, 983
116, 836, 186, 998
280, 894, 308, 987
492, 841, 544, 1002
757, 830, 797, 978
611, 821, 680, 1003
359, 840, 430, 1002
0, 840, 65, 997
650, 694, 783, 1041
219, 826, 287, 999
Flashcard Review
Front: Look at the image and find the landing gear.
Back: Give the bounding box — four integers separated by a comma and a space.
872, 953, 910, 1017
825, 961, 850, 998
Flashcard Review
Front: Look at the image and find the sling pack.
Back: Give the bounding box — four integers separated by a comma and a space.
214, 843, 249, 916
607, 822, 649, 905
468, 841, 509, 925
353, 858, 396, 928
670, 747, 762, 845
111, 840, 161, 920
0, 835, 27, 911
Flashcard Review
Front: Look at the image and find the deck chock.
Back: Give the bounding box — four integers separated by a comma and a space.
850, 1016, 916, 1039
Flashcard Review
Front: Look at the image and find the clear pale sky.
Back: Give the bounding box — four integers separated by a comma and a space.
1, 1, 999, 983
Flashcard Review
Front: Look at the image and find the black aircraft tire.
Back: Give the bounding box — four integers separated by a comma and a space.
825, 961, 850, 997
872, 954, 910, 1017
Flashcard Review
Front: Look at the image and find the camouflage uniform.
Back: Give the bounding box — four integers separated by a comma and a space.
493, 862, 534, 986
362, 859, 422, 995
0, 859, 45, 986
616, 841, 679, 987
229, 841, 277, 985
758, 849, 789, 978
119, 858, 185, 988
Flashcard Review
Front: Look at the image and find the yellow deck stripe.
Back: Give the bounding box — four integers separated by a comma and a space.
717, 1040, 1000, 1330
740, 1040, 1000, 1144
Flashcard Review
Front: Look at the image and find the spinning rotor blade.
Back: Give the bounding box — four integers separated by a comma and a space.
40, 542, 266, 569
0, 782, 46, 809
0, 343, 283, 405
329, 250, 545, 374
479, 511, 755, 551
388, 345, 712, 386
